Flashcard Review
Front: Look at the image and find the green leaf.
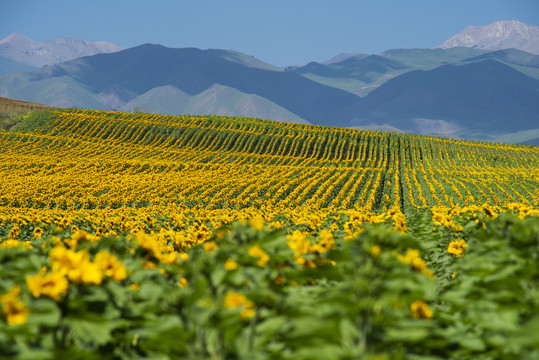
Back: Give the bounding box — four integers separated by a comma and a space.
63, 313, 118, 347
256, 316, 288, 336
27, 299, 61, 327
457, 336, 486, 351
386, 324, 430, 343
137, 316, 189, 356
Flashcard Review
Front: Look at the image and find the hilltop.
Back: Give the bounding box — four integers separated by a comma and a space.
0, 33, 123, 67
0, 96, 52, 112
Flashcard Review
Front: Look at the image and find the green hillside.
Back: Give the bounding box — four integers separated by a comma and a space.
0, 56, 37, 76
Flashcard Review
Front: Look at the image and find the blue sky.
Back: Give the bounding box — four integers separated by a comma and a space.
2, 0, 538, 67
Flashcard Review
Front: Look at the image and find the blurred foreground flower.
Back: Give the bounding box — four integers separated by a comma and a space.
26, 269, 69, 301
410, 300, 433, 319
223, 291, 255, 319
1, 285, 30, 325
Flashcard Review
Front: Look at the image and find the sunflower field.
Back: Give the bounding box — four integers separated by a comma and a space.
0, 109, 538, 359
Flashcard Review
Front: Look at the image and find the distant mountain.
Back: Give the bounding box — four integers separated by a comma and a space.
321, 53, 366, 65
2, 41, 539, 144
339, 59, 539, 142
379, 48, 488, 69
463, 48, 539, 68
290, 48, 488, 96
0, 44, 359, 125
0, 33, 123, 68
205, 49, 281, 71
0, 56, 37, 76
438, 20, 539, 55
121, 84, 308, 124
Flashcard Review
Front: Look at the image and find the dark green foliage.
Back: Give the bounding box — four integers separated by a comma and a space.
1, 214, 538, 359
14, 110, 56, 133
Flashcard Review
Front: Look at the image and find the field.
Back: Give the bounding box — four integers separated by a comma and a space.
1, 108, 538, 359
0, 97, 53, 132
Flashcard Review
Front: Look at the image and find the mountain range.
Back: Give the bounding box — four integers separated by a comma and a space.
438, 20, 539, 55
0, 33, 122, 68
0, 20, 538, 144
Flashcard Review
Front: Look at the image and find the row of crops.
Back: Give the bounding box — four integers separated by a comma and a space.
2, 109, 539, 213
1, 109, 538, 359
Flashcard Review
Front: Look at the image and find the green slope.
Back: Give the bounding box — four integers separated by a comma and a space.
290, 55, 410, 96
0, 56, 37, 76
462, 48, 539, 80
339, 59, 539, 140
206, 49, 282, 71
121, 84, 309, 124
379, 47, 488, 69
290, 48, 490, 96
0, 72, 102, 109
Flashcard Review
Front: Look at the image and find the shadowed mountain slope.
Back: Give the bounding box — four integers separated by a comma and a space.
1, 44, 361, 125
339, 59, 539, 137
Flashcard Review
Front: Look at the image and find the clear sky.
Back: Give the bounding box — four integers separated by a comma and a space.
2, 0, 538, 67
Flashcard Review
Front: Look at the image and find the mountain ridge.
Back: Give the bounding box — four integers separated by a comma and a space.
339, 59, 539, 142
438, 20, 539, 55
0, 44, 360, 126
2, 22, 539, 144
0, 33, 123, 67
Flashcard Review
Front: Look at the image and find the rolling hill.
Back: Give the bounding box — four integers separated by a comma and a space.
0, 56, 37, 76
339, 59, 539, 142
289, 54, 409, 96
0, 44, 361, 126
0, 96, 52, 112
290, 48, 490, 96
121, 84, 308, 123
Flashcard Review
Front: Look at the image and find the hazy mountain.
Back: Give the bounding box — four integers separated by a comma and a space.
2, 41, 539, 144
0, 33, 123, 67
289, 54, 409, 96
205, 49, 281, 71
0, 44, 359, 125
463, 48, 539, 68
438, 20, 539, 55
121, 84, 308, 123
340, 59, 539, 142
0, 56, 37, 76
289, 48, 487, 96
321, 53, 367, 64
379, 48, 488, 69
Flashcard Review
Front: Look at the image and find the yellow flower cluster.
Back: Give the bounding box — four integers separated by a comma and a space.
410, 300, 433, 319
223, 292, 255, 319
26, 269, 69, 301
248, 245, 270, 267
1, 108, 539, 320
135, 233, 180, 264
224, 258, 238, 271
24, 236, 128, 302
287, 229, 335, 267
447, 239, 467, 257
397, 249, 434, 278
0, 285, 29, 325
50, 246, 103, 284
